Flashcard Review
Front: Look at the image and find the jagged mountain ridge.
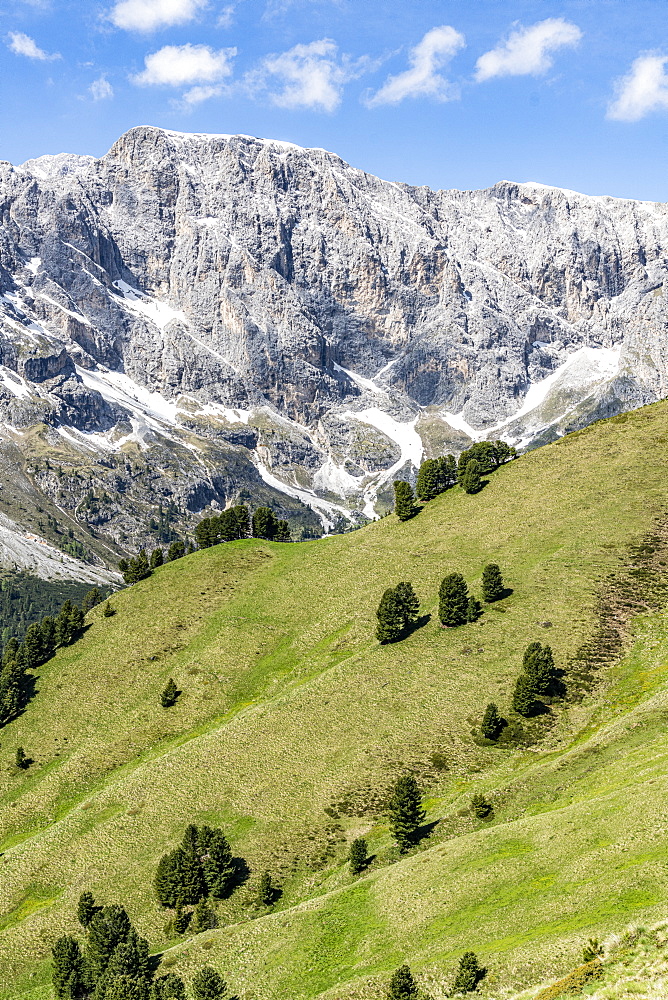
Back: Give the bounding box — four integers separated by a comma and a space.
0, 125, 667, 561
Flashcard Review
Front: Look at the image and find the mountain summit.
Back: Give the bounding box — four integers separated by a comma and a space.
0, 126, 666, 552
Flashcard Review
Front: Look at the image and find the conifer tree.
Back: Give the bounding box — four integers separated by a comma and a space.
105, 930, 150, 981
103, 974, 150, 1000
388, 775, 425, 851
84, 905, 132, 985
523, 643, 557, 695
252, 507, 278, 540
103, 602, 116, 618
82, 588, 103, 614
451, 952, 484, 993
15, 746, 28, 769
179, 825, 207, 904
480, 703, 502, 740
192, 899, 216, 933
393, 481, 417, 521
77, 890, 97, 929
416, 459, 440, 501
218, 510, 239, 542
461, 459, 482, 495
199, 828, 235, 898
150, 548, 164, 569
394, 582, 420, 630
154, 849, 185, 908
436, 454, 457, 491
40, 616, 57, 657
195, 519, 213, 549
376, 588, 404, 644
512, 673, 537, 717
166, 541, 185, 562
160, 679, 178, 708
257, 871, 274, 906
438, 573, 469, 627
466, 596, 481, 623
52, 935, 84, 999
153, 974, 187, 1000
232, 505, 250, 539
173, 902, 189, 935
387, 964, 418, 1000
191, 967, 228, 1000
348, 837, 368, 875
481, 564, 504, 603
275, 520, 291, 542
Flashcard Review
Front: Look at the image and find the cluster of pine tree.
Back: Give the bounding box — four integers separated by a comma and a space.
394, 441, 517, 519
52, 894, 230, 1000
386, 952, 484, 999
376, 583, 420, 643
154, 824, 242, 910
194, 507, 251, 548
0, 599, 85, 726
251, 507, 290, 542
119, 542, 186, 585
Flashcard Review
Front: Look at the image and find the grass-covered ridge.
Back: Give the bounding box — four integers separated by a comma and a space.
3, 402, 668, 999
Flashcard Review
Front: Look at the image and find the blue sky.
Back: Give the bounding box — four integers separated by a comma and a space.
2, 0, 668, 200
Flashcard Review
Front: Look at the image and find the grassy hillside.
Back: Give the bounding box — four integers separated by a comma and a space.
3, 402, 668, 999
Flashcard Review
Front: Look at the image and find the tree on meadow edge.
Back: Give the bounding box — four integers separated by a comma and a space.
481, 703, 502, 740
349, 837, 368, 875
257, 871, 274, 906
52, 936, 84, 999
150, 548, 164, 569
191, 967, 228, 1000
451, 952, 485, 993
394, 582, 420, 630
388, 774, 425, 851
77, 891, 97, 929
512, 673, 537, 717
439, 573, 470, 627
481, 564, 504, 603
393, 481, 417, 521
387, 964, 419, 1000
252, 506, 279, 540
416, 459, 440, 501
461, 459, 482, 495
523, 642, 557, 695
166, 540, 185, 562
376, 588, 405, 644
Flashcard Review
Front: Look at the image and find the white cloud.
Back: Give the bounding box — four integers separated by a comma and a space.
90, 75, 114, 100
249, 38, 365, 112
607, 53, 668, 121
109, 0, 207, 32
475, 18, 581, 82
7, 31, 60, 61
217, 3, 236, 27
179, 83, 224, 106
132, 43, 235, 86
365, 25, 465, 107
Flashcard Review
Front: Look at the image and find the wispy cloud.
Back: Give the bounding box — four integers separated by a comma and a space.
607, 53, 668, 121
248, 38, 367, 112
109, 0, 207, 33
365, 26, 465, 107
131, 42, 235, 87
90, 75, 114, 100
475, 18, 582, 82
7, 30, 60, 60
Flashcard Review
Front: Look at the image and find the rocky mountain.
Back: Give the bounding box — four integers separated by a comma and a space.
0, 125, 667, 572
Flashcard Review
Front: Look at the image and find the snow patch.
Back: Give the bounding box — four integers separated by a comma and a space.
313, 459, 362, 497
0, 366, 32, 399
112, 279, 185, 331
343, 408, 423, 518
334, 363, 382, 395
37, 293, 91, 326
255, 461, 350, 531
26, 257, 41, 275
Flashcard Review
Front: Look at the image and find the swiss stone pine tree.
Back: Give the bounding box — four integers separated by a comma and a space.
103, 976, 149, 1000
481, 703, 502, 740
160, 678, 178, 708
77, 890, 97, 929
394, 582, 420, 629
154, 849, 185, 908
15, 746, 27, 769
192, 899, 216, 933
84, 905, 132, 985
471, 792, 493, 819
393, 480, 417, 521
105, 929, 151, 981
179, 825, 207, 904
150, 548, 164, 569
349, 837, 368, 875
387, 964, 419, 1000
481, 563, 504, 603
439, 573, 470, 627
388, 774, 425, 851
512, 673, 537, 717
52, 936, 84, 1000
82, 587, 102, 613
376, 588, 405, 643
174, 902, 189, 935
233, 505, 250, 538
461, 458, 482, 494
275, 519, 291, 542
252, 506, 278, 540
523, 642, 557, 695
466, 595, 481, 623
166, 540, 185, 562
199, 827, 235, 898
451, 951, 484, 993
153, 973, 187, 1000
103, 601, 116, 618
437, 454, 457, 491
191, 966, 228, 1000
257, 871, 274, 906
416, 458, 440, 501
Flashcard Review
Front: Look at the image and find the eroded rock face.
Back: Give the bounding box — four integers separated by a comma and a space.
0, 126, 667, 549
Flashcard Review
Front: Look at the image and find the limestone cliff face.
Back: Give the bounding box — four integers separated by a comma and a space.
0, 126, 667, 551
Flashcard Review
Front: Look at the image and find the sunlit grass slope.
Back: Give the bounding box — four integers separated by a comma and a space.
3, 403, 668, 998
